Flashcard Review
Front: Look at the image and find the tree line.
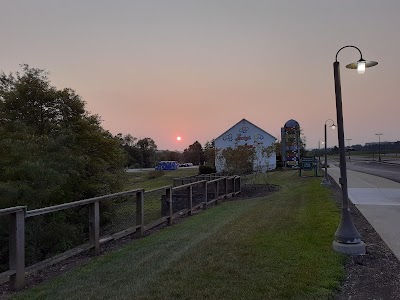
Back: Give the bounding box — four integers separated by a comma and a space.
0, 64, 285, 269
117, 135, 216, 169
0, 64, 217, 269
0, 65, 128, 210
0, 64, 218, 210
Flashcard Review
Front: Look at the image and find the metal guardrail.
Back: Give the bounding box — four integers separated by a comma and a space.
0, 176, 240, 291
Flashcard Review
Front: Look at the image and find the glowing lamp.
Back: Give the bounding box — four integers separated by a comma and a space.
345, 58, 377, 74
357, 61, 366, 74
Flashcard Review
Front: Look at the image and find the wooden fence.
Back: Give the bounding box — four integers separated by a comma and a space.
0, 175, 240, 290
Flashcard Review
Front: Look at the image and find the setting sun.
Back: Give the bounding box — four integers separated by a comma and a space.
177, 136, 181, 141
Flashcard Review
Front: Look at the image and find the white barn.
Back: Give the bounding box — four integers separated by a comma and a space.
215, 119, 277, 173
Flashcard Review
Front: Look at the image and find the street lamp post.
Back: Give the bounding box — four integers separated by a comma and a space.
321, 119, 336, 185
332, 45, 377, 255
346, 138, 352, 160
375, 133, 383, 162
318, 140, 324, 167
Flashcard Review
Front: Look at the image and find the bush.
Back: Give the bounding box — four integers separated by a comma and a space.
199, 165, 216, 174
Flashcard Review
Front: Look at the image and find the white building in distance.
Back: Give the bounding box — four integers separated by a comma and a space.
214, 119, 277, 173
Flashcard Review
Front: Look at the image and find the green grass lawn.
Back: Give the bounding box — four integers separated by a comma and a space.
124, 167, 199, 191
13, 170, 345, 300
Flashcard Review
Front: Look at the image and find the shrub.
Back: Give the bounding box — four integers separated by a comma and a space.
199, 165, 216, 174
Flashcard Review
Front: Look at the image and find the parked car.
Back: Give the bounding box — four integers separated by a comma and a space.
179, 163, 194, 167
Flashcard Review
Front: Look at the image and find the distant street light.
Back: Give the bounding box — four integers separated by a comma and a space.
346, 138, 352, 160
332, 45, 377, 255
375, 133, 383, 162
321, 119, 336, 185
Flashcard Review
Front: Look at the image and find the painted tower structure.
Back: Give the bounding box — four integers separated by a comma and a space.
281, 119, 301, 168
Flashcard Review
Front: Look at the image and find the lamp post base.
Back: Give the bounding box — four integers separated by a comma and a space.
332, 241, 366, 255
321, 178, 331, 186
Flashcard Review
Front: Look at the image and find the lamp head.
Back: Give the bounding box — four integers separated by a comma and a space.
346, 58, 378, 74
325, 119, 336, 129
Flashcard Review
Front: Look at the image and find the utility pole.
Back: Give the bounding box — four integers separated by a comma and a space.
375, 133, 383, 162
346, 138, 352, 160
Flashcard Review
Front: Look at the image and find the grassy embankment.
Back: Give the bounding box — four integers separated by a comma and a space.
124, 167, 199, 191
13, 170, 345, 300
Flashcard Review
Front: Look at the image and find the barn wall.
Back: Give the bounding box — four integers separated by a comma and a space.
215, 119, 276, 173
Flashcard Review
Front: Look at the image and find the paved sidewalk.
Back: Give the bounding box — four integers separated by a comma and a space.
328, 165, 400, 260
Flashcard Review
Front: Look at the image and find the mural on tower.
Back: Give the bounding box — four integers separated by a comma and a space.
281, 119, 301, 168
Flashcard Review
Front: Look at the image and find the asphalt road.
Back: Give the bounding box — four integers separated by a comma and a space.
343, 160, 400, 183
125, 166, 199, 172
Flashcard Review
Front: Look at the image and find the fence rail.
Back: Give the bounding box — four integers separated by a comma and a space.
0, 175, 240, 291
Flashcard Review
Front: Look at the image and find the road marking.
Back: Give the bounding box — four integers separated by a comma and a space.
352, 165, 399, 174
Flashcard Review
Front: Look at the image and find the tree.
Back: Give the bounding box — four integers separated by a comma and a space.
332, 145, 339, 155
0, 64, 85, 135
204, 140, 215, 167
122, 134, 137, 147
217, 145, 255, 175
136, 137, 157, 168
183, 141, 204, 165
299, 130, 307, 158
0, 65, 127, 207
157, 150, 182, 162
0, 64, 127, 268
116, 133, 141, 168
261, 144, 276, 180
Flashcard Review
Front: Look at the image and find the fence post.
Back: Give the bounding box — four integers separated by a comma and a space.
203, 181, 208, 209
89, 201, 100, 255
167, 187, 173, 225
9, 207, 26, 290
136, 190, 144, 237
216, 180, 220, 203
187, 185, 193, 216
214, 181, 219, 204
224, 177, 228, 196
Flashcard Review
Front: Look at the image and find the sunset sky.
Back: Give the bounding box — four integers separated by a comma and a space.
1, 1, 398, 151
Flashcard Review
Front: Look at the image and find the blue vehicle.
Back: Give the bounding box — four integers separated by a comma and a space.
155, 161, 179, 171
